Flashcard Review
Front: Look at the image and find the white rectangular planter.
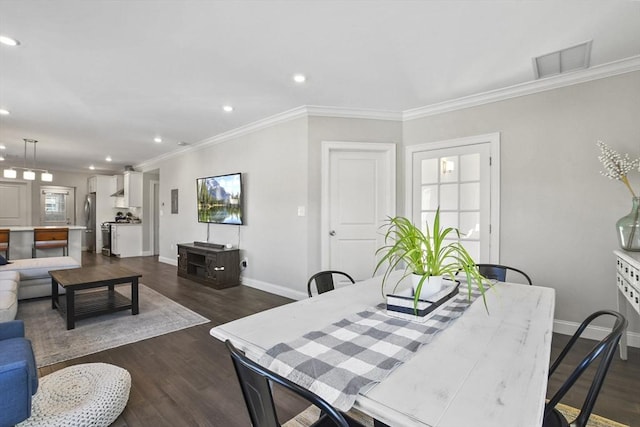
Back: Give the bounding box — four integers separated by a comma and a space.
386, 280, 459, 323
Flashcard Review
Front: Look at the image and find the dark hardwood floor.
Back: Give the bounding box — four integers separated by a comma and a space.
36, 253, 639, 426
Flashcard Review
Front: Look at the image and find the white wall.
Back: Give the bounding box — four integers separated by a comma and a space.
403, 71, 640, 333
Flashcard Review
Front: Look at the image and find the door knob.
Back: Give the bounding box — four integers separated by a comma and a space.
329, 230, 336, 236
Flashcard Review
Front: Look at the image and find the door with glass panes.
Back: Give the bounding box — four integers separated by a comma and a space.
40, 186, 75, 226
408, 136, 498, 263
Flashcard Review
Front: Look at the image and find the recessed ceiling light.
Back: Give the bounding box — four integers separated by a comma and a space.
0, 144, 5, 150
154, 137, 162, 143
0, 35, 20, 47
223, 105, 233, 112
293, 74, 306, 83
105, 156, 112, 162
89, 165, 95, 170
0, 109, 9, 115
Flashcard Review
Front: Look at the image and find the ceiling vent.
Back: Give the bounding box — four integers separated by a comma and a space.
532, 40, 592, 79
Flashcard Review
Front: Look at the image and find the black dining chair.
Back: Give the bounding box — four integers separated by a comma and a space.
543, 310, 627, 427
475, 263, 533, 285
225, 340, 365, 427
307, 270, 355, 297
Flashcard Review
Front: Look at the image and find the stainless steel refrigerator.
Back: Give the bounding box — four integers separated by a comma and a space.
84, 192, 96, 252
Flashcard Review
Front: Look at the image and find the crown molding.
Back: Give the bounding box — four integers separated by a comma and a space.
136, 106, 402, 170
137, 55, 640, 171
137, 106, 309, 170
403, 55, 640, 121
305, 105, 402, 121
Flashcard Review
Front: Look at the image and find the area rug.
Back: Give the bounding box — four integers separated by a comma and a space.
16, 284, 210, 367
283, 404, 629, 427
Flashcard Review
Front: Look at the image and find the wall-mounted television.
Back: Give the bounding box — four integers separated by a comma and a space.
196, 172, 243, 225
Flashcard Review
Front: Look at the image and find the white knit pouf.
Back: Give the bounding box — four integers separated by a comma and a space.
18, 363, 131, 427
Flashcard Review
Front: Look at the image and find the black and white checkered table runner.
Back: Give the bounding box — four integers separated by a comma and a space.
258, 290, 482, 411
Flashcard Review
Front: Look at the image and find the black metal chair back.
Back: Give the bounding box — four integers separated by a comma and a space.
476, 263, 533, 285
544, 310, 627, 427
225, 340, 355, 427
307, 270, 355, 297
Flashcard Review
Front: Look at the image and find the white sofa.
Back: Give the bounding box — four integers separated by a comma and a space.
0, 256, 81, 300
0, 271, 19, 321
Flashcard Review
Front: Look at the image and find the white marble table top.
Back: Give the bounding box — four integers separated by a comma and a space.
210, 274, 555, 427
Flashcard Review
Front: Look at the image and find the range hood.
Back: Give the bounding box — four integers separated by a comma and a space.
110, 172, 125, 197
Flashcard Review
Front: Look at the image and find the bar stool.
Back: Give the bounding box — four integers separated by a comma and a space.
32, 228, 69, 258
0, 229, 9, 260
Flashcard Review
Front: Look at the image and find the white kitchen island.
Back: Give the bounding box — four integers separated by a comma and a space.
5, 226, 85, 261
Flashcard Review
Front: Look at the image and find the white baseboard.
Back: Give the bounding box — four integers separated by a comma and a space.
155, 256, 639, 346
156, 257, 305, 299
240, 277, 307, 301
159, 256, 177, 266
554, 319, 640, 348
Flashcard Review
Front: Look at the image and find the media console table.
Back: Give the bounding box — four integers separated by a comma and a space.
177, 242, 240, 289
615, 249, 640, 360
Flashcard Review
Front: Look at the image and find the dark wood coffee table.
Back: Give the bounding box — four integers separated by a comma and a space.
49, 265, 142, 330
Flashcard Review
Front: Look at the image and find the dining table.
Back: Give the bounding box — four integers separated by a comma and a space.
210, 273, 556, 427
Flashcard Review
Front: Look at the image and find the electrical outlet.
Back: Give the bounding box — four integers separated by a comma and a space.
241, 258, 248, 268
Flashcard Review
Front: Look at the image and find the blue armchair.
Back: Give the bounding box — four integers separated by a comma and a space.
0, 320, 38, 427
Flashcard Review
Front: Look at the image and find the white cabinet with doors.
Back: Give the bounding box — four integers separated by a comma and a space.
88, 176, 97, 193
111, 223, 142, 258
124, 171, 142, 207
110, 172, 142, 208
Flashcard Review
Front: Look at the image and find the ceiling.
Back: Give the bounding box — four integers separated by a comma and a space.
1, 0, 639, 174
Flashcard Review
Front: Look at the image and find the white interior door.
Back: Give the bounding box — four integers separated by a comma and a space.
321, 142, 396, 282
0, 180, 31, 226
406, 133, 500, 263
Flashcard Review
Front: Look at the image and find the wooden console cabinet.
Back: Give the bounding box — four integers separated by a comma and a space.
177, 243, 240, 289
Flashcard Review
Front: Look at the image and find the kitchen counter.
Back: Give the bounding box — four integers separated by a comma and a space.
5, 226, 86, 231
4, 226, 85, 261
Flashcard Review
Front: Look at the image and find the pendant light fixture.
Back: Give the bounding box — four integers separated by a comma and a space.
2, 139, 53, 182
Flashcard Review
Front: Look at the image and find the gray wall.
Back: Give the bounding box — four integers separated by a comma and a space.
153, 117, 311, 295
306, 116, 403, 274
142, 170, 159, 253
29, 169, 94, 228
403, 71, 640, 332
141, 71, 639, 333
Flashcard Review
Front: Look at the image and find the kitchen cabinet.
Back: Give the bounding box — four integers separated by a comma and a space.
88, 176, 97, 193
110, 171, 142, 208
111, 224, 142, 258
124, 171, 142, 207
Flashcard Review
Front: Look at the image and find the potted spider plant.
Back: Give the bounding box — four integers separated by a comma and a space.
374, 208, 490, 310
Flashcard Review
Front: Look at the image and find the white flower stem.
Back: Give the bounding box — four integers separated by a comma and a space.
621, 176, 637, 197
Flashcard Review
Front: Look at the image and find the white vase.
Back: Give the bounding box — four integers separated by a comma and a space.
411, 274, 443, 300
